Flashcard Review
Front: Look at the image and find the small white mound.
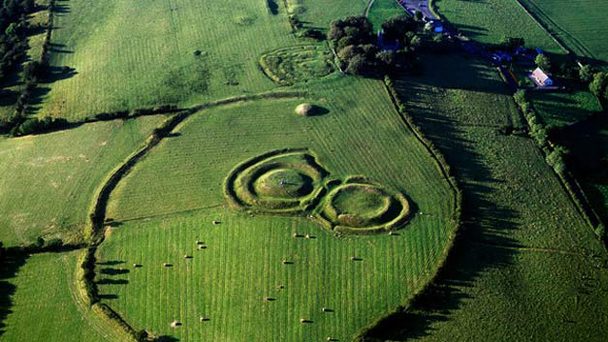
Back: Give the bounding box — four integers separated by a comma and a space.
295, 103, 313, 116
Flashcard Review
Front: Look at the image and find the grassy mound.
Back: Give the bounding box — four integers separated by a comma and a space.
320, 180, 411, 233
225, 149, 328, 213
260, 45, 334, 85
254, 168, 313, 198
331, 184, 391, 221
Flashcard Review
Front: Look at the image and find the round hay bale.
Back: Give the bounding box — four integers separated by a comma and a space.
295, 103, 313, 116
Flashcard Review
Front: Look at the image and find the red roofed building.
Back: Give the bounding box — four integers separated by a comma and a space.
530, 67, 554, 87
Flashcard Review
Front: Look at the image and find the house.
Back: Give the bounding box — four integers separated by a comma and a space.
530, 67, 554, 87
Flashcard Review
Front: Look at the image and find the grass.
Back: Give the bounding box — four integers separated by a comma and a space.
530, 90, 602, 128
0, 251, 116, 341
36, 0, 297, 120
383, 52, 608, 340
259, 45, 335, 85
520, 0, 608, 62
0, 0, 50, 121
0, 115, 165, 247
433, 0, 562, 53
368, 0, 404, 29
296, 0, 369, 28
97, 76, 458, 340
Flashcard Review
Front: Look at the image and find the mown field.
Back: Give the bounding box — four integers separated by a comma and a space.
295, 0, 368, 28
383, 53, 608, 340
367, 0, 404, 29
520, 0, 608, 62
0, 0, 50, 121
37, 0, 297, 120
96, 76, 458, 341
433, 0, 562, 53
0, 115, 165, 247
531, 90, 602, 128
0, 251, 116, 341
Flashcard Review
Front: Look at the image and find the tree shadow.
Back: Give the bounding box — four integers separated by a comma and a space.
364, 54, 521, 340
0, 252, 29, 338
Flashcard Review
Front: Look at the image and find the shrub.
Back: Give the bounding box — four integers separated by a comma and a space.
14, 116, 69, 136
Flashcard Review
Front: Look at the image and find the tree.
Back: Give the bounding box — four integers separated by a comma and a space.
535, 53, 551, 71
381, 15, 416, 43
500, 37, 525, 51
589, 72, 607, 98
579, 64, 593, 83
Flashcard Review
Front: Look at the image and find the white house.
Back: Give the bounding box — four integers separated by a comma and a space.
531, 67, 553, 87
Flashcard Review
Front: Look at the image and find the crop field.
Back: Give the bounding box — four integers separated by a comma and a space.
433, 0, 562, 53
386, 53, 608, 340
36, 0, 297, 120
96, 76, 458, 340
520, 0, 608, 62
0, 251, 115, 341
0, 115, 165, 246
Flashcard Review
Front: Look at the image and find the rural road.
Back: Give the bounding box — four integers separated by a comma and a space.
399, 0, 438, 20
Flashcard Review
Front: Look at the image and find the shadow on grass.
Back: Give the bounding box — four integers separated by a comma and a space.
363, 54, 521, 340
0, 252, 29, 338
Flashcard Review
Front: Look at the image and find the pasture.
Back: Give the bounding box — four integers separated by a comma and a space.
37, 0, 297, 120
0, 251, 115, 341
530, 90, 602, 127
520, 0, 608, 62
0, 115, 165, 247
386, 52, 608, 340
367, 0, 404, 29
97, 76, 458, 340
433, 0, 562, 53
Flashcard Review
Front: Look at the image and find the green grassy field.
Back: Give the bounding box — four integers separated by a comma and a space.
382, 53, 608, 340
297, 0, 368, 28
96, 76, 458, 341
0, 251, 116, 341
520, 0, 608, 62
368, 0, 404, 29
531, 90, 602, 128
37, 0, 297, 120
0, 0, 50, 121
433, 0, 562, 53
0, 115, 165, 247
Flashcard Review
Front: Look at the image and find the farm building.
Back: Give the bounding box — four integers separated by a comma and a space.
530, 67, 553, 87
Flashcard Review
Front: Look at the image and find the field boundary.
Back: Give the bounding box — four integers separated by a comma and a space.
79, 91, 306, 339
356, 76, 463, 340
511, 0, 570, 54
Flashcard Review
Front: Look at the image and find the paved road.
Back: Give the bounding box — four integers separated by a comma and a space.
398, 0, 438, 20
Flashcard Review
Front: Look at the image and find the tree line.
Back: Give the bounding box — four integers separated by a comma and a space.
0, 0, 56, 135
327, 15, 444, 76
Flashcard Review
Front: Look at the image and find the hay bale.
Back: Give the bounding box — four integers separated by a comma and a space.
184, 254, 192, 259
163, 262, 171, 267
200, 316, 210, 322
295, 103, 313, 116
198, 244, 207, 250
170, 320, 182, 328
212, 220, 220, 225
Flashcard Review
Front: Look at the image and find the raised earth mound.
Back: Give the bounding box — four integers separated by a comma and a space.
225, 149, 328, 213
259, 45, 334, 85
225, 150, 412, 234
